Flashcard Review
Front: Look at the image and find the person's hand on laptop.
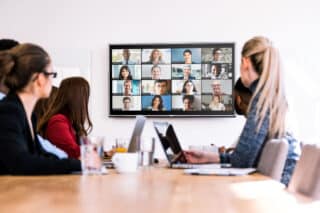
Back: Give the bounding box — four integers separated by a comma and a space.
184, 150, 220, 164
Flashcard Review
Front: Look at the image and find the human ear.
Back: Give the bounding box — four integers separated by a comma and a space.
242, 57, 250, 71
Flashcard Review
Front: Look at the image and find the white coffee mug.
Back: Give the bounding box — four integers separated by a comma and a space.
112, 153, 138, 173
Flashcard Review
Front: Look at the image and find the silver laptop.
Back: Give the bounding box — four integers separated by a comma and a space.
103, 115, 146, 168
153, 121, 231, 169
127, 115, 146, 152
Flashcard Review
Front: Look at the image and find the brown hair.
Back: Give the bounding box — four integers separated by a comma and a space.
34, 86, 59, 120
38, 77, 92, 139
242, 36, 287, 138
0, 43, 50, 92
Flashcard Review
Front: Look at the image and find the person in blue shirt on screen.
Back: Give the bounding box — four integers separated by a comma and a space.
183, 49, 193, 64
180, 65, 195, 80
185, 36, 301, 186
121, 49, 135, 65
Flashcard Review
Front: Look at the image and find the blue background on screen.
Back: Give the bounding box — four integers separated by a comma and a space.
141, 95, 172, 110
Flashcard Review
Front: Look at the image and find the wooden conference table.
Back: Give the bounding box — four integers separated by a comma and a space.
0, 166, 318, 213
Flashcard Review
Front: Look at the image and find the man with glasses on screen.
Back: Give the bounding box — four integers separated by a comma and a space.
122, 97, 131, 111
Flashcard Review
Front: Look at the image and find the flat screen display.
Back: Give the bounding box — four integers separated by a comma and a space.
109, 43, 235, 117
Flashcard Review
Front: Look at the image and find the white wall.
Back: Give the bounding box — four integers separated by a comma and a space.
1, 0, 320, 157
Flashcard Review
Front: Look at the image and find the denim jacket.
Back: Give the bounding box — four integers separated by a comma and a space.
220, 80, 300, 185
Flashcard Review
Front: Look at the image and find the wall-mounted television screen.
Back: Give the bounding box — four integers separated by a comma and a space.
109, 43, 235, 117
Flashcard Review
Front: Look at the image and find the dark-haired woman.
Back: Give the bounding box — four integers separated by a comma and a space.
148, 95, 165, 111
38, 77, 92, 159
118, 65, 133, 80
0, 43, 100, 174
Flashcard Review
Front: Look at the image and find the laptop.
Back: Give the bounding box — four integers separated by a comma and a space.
127, 115, 146, 153
103, 115, 146, 168
153, 121, 231, 169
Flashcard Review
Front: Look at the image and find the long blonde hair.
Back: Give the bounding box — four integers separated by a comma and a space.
242, 36, 287, 138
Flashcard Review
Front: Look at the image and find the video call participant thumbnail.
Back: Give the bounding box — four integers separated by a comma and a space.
112, 80, 140, 96
142, 95, 171, 111
118, 65, 133, 80
141, 80, 171, 95
112, 49, 141, 65
122, 97, 131, 111
209, 94, 226, 111
171, 48, 201, 64
182, 95, 195, 111
212, 48, 223, 63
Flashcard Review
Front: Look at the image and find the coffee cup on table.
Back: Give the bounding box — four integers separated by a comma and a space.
112, 153, 138, 173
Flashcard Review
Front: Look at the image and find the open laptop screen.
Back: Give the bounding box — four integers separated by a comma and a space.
154, 122, 187, 164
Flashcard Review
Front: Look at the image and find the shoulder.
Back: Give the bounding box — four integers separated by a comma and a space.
48, 114, 71, 124
0, 97, 24, 117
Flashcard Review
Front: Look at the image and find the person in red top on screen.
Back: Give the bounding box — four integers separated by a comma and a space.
38, 77, 92, 159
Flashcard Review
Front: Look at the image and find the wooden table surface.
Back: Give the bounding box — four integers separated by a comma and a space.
0, 167, 319, 213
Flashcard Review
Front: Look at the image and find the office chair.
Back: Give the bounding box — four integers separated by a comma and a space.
257, 139, 289, 181
288, 144, 320, 200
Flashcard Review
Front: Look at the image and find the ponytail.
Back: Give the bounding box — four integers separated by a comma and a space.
242, 36, 287, 138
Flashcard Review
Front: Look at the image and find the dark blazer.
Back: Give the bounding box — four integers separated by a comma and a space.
0, 93, 81, 175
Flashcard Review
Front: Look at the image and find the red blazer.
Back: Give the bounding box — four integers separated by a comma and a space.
45, 114, 80, 159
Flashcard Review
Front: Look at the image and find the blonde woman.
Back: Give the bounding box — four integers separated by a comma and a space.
209, 95, 225, 111
148, 49, 164, 65
185, 36, 300, 186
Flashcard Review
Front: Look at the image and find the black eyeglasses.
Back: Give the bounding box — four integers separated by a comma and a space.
43, 71, 58, 78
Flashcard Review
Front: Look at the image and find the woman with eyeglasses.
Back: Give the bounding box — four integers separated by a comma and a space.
0, 43, 100, 174
38, 77, 92, 159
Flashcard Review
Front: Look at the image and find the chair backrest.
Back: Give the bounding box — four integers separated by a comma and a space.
257, 139, 289, 181
288, 144, 320, 200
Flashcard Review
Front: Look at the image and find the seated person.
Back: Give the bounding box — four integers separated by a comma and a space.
33, 86, 68, 159
38, 77, 93, 159
147, 95, 166, 111
0, 39, 67, 159
209, 95, 225, 111
185, 36, 301, 186
218, 78, 253, 154
0, 43, 100, 174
